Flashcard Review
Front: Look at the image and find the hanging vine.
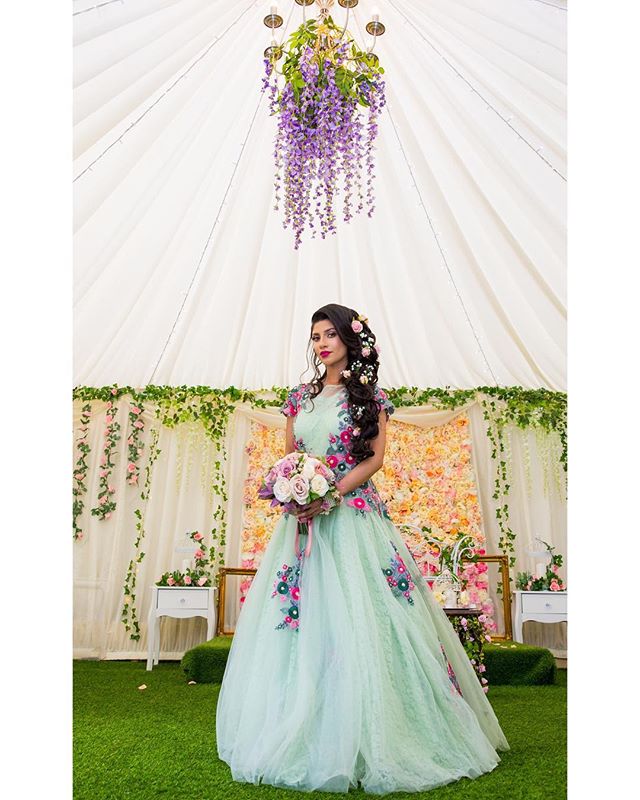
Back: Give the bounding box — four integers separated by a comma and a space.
90, 399, 121, 521
73, 402, 92, 541
121, 425, 161, 641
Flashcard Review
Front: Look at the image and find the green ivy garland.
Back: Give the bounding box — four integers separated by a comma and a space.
122, 426, 161, 641
73, 384, 566, 641
73, 402, 92, 541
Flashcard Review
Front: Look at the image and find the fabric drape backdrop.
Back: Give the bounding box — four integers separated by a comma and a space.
73, 397, 567, 660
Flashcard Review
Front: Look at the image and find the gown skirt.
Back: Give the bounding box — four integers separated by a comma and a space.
215, 501, 510, 795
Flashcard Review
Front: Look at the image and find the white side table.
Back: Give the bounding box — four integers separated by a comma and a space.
513, 590, 567, 643
146, 585, 216, 671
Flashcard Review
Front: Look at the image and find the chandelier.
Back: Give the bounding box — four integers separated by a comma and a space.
263, 1, 386, 64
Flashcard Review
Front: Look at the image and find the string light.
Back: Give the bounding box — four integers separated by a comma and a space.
386, 0, 566, 182
73, 0, 124, 17
73, 0, 256, 181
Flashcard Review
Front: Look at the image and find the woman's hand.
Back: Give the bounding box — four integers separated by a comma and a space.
294, 498, 324, 523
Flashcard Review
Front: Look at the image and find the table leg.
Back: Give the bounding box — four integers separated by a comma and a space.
146, 609, 155, 671
154, 617, 161, 664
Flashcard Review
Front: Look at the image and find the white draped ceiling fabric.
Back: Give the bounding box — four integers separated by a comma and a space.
73, 0, 566, 390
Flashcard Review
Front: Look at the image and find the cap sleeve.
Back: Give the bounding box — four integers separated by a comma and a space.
374, 386, 395, 418
280, 384, 304, 417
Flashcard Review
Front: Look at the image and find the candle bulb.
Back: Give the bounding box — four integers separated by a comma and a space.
372, 6, 380, 22
270, 4, 279, 14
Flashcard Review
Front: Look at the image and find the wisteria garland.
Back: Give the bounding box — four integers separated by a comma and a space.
91, 400, 121, 521
73, 402, 92, 541
263, 20, 386, 249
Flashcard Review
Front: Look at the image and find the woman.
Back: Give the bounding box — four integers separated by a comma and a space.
216, 303, 509, 794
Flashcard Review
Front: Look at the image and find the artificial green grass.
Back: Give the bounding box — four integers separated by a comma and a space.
181, 637, 558, 686
74, 661, 566, 800
483, 641, 557, 685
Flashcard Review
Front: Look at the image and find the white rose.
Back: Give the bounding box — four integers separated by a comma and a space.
290, 475, 310, 505
273, 477, 293, 503
302, 458, 318, 480
310, 474, 329, 496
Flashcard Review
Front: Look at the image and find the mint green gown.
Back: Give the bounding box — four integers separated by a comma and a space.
216, 383, 509, 794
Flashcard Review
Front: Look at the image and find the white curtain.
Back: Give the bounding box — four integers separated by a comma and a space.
73, 396, 566, 660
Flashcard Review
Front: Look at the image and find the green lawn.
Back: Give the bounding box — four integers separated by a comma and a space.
73, 661, 566, 800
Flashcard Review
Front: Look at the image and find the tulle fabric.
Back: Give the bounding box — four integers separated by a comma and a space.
216, 503, 509, 795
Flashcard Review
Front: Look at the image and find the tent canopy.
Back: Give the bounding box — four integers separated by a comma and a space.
73, 0, 566, 390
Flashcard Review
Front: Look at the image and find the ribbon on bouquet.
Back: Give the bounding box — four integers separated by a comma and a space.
294, 518, 313, 558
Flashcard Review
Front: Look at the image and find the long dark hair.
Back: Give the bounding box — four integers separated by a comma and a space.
301, 303, 381, 464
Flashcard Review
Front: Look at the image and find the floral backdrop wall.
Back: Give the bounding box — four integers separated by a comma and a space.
240, 413, 496, 631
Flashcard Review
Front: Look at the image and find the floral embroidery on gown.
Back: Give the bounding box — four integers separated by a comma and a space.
216, 382, 509, 795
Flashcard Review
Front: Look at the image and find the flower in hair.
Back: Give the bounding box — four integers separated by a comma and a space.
341, 369, 352, 379
361, 346, 371, 358
360, 374, 369, 384
351, 319, 363, 333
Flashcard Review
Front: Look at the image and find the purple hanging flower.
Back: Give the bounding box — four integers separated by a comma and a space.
262, 20, 386, 249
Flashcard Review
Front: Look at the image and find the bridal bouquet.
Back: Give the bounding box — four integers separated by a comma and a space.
259, 452, 342, 556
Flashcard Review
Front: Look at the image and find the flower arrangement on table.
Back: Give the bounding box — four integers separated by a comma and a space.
260, 451, 342, 631
262, 15, 386, 248
515, 540, 565, 592
156, 531, 213, 587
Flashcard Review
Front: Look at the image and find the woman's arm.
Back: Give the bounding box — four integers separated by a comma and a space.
284, 415, 296, 455
335, 409, 388, 496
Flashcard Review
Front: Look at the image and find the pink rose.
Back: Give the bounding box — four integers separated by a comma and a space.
167, 577, 175, 586
99, 495, 108, 505
111, 388, 118, 395
551, 564, 559, 573
134, 420, 144, 429
193, 532, 204, 541
127, 436, 134, 444
197, 576, 207, 586
105, 415, 113, 424
131, 406, 141, 415
352, 497, 366, 510
340, 431, 351, 443
184, 575, 192, 585
100, 455, 107, 465
129, 474, 138, 484
105, 512, 112, 519
193, 549, 204, 560
108, 485, 115, 494
127, 462, 136, 473
351, 320, 363, 333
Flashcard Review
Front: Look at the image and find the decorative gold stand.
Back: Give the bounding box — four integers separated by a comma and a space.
216, 567, 257, 636
460, 555, 513, 641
